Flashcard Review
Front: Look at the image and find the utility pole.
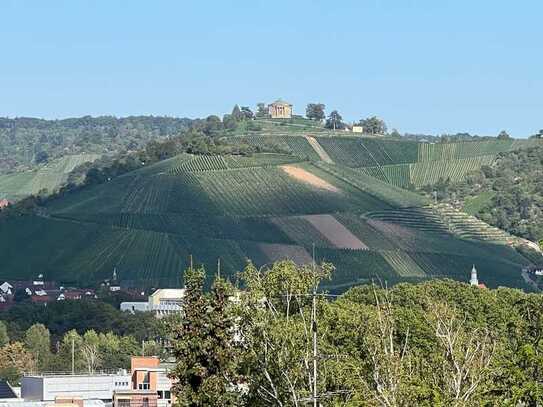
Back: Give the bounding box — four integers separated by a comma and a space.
311, 243, 318, 407
71, 337, 75, 375
312, 285, 318, 407
217, 258, 221, 279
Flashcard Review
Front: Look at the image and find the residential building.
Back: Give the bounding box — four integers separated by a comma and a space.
268, 99, 292, 119
112, 357, 173, 407
113, 390, 157, 407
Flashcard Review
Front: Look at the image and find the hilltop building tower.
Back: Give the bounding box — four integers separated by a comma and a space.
470, 265, 479, 286
268, 99, 292, 119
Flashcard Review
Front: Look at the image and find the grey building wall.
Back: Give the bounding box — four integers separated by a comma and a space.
22, 374, 130, 401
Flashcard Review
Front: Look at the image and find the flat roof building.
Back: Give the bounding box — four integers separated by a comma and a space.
120, 289, 185, 317
21, 373, 131, 402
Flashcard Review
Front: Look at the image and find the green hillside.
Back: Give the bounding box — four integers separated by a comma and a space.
0, 154, 100, 201
0, 138, 537, 291
241, 133, 539, 189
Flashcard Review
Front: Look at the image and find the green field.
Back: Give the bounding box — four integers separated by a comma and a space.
463, 191, 496, 215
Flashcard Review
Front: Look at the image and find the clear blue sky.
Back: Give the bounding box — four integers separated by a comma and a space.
1, 0, 542, 137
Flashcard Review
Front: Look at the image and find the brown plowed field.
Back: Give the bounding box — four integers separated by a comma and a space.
302, 214, 367, 249
280, 165, 340, 193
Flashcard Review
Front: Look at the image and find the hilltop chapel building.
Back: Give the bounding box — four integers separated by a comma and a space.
268, 99, 292, 119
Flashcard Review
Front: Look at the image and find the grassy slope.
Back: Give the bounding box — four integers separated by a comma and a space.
463, 191, 496, 215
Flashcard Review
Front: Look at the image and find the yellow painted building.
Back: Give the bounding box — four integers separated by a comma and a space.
268, 99, 292, 119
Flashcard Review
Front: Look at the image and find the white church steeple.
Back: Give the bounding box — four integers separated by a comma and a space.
470, 264, 479, 286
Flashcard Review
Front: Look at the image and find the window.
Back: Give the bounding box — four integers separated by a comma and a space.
143, 397, 149, 407
164, 391, 171, 400
157, 391, 163, 399
138, 383, 150, 390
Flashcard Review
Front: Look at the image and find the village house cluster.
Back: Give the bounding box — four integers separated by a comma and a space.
0, 276, 96, 310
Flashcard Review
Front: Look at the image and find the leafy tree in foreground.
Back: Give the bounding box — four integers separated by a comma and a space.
0, 321, 9, 347
24, 323, 52, 372
0, 342, 35, 384
237, 260, 335, 406
170, 266, 241, 406
162, 263, 543, 406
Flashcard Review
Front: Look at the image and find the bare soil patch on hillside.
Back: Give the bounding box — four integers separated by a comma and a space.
280, 165, 340, 193
302, 214, 367, 249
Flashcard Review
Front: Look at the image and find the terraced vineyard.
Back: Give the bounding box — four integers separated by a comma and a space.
409, 155, 496, 186
240, 136, 322, 161
188, 164, 386, 216
314, 162, 428, 208
381, 250, 426, 277
315, 137, 419, 168
432, 203, 516, 244
366, 208, 450, 233
0, 154, 100, 200
169, 153, 301, 173
0, 136, 539, 291
417, 140, 514, 161
359, 157, 497, 189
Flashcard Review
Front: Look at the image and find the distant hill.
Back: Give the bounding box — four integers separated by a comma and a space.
0, 133, 539, 291
0, 115, 192, 173
0, 154, 100, 201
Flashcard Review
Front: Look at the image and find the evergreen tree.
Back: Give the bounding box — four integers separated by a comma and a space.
169, 267, 241, 406
231, 105, 243, 122
325, 110, 344, 130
